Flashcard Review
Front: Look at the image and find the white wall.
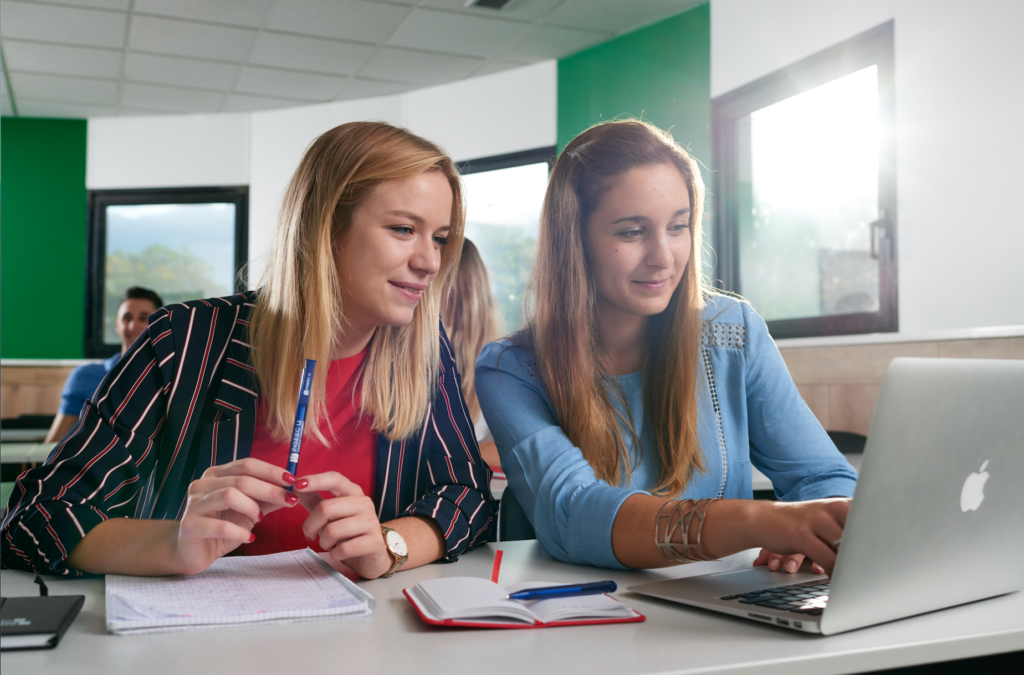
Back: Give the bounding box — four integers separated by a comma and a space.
711, 0, 1024, 333
85, 61, 556, 287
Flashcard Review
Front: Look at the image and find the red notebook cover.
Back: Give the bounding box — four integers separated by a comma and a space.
402, 588, 646, 629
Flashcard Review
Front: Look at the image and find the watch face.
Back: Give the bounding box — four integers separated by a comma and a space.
386, 530, 408, 557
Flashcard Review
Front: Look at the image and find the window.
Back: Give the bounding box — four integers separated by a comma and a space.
712, 22, 895, 338
86, 187, 248, 357
459, 147, 555, 332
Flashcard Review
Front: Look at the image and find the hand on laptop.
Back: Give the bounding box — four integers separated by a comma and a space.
753, 550, 825, 575
748, 498, 850, 577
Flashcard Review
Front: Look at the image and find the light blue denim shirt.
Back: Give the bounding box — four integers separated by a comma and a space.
475, 295, 858, 570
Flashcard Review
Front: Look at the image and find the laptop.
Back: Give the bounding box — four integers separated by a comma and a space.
629, 358, 1024, 635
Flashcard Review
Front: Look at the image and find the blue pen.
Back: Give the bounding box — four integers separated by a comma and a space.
285, 359, 316, 490
505, 580, 617, 601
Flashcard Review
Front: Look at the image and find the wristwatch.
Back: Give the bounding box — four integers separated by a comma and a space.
380, 527, 409, 578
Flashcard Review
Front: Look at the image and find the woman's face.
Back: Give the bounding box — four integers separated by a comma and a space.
584, 162, 692, 322
334, 169, 453, 337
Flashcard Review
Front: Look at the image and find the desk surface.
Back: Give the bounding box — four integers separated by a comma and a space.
2, 541, 1021, 675
0, 442, 56, 464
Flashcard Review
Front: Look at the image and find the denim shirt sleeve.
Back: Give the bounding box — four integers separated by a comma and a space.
475, 341, 646, 569
738, 302, 859, 500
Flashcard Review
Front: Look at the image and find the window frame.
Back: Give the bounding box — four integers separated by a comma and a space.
85, 186, 249, 358
711, 21, 897, 339
457, 146, 556, 177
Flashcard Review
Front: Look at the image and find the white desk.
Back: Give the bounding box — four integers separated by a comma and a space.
2, 541, 1021, 675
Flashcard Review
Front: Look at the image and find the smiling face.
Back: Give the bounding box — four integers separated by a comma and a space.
584, 163, 693, 325
333, 169, 454, 344
115, 298, 158, 352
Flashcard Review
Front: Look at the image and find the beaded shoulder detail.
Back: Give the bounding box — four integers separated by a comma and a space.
701, 321, 746, 350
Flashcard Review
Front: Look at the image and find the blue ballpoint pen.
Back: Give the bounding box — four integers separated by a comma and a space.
285, 359, 316, 490
505, 581, 617, 601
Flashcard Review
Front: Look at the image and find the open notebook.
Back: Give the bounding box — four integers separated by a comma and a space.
404, 577, 645, 628
106, 549, 374, 635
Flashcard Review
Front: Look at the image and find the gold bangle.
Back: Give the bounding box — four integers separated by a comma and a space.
654, 498, 720, 563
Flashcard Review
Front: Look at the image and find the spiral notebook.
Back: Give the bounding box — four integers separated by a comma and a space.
105, 549, 374, 635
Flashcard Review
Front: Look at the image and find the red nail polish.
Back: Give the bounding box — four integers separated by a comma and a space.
249, 533, 256, 543
295, 478, 309, 490
257, 512, 263, 522
282, 472, 296, 485
285, 494, 299, 505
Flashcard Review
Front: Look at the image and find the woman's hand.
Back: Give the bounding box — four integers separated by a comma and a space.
293, 472, 392, 579
747, 498, 850, 577
174, 458, 299, 574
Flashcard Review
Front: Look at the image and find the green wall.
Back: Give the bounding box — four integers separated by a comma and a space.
1, 117, 88, 359
557, 3, 711, 176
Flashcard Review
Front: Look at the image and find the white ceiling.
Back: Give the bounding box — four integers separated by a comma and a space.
0, 0, 702, 118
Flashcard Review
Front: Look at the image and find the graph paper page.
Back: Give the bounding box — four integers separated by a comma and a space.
106, 549, 374, 634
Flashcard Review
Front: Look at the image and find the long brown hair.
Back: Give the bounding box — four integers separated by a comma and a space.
442, 239, 502, 422
251, 121, 465, 442
527, 119, 706, 495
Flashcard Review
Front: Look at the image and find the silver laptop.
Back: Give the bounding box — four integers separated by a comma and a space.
630, 358, 1024, 635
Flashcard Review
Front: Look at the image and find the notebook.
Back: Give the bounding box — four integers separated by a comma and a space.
403, 577, 645, 628
1, 595, 85, 650
105, 549, 374, 635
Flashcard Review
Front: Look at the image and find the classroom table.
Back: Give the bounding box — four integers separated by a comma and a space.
0, 442, 57, 465
2, 540, 1021, 675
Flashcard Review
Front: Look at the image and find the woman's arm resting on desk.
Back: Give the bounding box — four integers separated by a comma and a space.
611, 495, 849, 575
67, 458, 299, 575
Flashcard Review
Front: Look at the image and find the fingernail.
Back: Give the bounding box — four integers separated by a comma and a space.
769, 559, 780, 570
257, 512, 263, 522
785, 560, 797, 572
282, 472, 296, 485
249, 533, 256, 543
285, 494, 299, 505
305, 534, 314, 542
295, 478, 309, 490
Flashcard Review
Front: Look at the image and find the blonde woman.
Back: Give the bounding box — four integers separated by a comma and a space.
441, 238, 503, 468
3, 122, 496, 578
476, 120, 856, 574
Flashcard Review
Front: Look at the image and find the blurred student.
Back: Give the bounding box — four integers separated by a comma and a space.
477, 120, 857, 575
441, 238, 503, 469
45, 287, 164, 443
4, 122, 495, 579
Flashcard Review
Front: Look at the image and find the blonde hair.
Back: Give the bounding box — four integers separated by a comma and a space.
441, 239, 502, 422
526, 119, 706, 495
251, 122, 465, 442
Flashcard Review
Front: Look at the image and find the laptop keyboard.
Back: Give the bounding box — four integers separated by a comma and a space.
720, 580, 830, 616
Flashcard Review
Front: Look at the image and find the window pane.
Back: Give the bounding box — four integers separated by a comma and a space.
462, 162, 549, 332
104, 203, 235, 344
738, 65, 879, 322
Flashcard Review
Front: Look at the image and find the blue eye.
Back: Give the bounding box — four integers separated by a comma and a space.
391, 226, 414, 236
433, 235, 449, 246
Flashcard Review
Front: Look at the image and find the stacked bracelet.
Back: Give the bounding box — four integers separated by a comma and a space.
654, 498, 720, 563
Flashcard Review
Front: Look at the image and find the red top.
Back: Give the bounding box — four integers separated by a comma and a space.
237, 349, 377, 556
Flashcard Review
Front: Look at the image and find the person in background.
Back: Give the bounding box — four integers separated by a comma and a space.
4, 122, 495, 579
45, 287, 164, 443
476, 119, 857, 575
441, 238, 503, 469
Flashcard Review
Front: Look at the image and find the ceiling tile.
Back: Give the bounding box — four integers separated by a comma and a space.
267, 0, 411, 44
250, 33, 374, 76
544, 0, 695, 34
420, 0, 565, 23
134, 0, 276, 29
470, 59, 529, 78
387, 9, 527, 58
121, 82, 226, 113
36, 0, 130, 10
335, 78, 412, 101
234, 66, 343, 101
500, 23, 606, 62
129, 15, 257, 61
125, 53, 240, 90
8, 72, 118, 106
2, 96, 13, 117
3, 41, 122, 79
15, 97, 119, 118
222, 93, 309, 112
359, 48, 482, 86
0, 1, 127, 49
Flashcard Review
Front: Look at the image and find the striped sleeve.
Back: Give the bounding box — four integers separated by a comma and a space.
401, 324, 497, 559
1, 309, 178, 576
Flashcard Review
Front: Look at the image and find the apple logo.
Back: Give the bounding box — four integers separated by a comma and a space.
960, 460, 990, 512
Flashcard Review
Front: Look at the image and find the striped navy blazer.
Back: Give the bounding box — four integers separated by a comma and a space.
2, 292, 497, 575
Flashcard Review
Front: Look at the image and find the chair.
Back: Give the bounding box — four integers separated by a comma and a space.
498, 486, 536, 541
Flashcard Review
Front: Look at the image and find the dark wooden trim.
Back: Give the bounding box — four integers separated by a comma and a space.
456, 146, 557, 175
